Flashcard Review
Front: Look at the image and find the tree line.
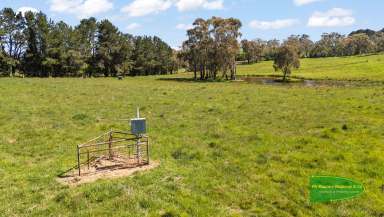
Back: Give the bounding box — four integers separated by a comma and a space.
2, 7, 383, 80
239, 29, 384, 64
0, 8, 178, 77
180, 17, 384, 81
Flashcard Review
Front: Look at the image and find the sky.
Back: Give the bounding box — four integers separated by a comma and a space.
1, 0, 383, 49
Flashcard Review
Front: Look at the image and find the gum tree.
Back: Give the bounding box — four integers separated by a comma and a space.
181, 17, 242, 80
273, 45, 300, 82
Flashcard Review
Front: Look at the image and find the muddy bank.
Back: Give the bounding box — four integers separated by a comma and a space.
239, 76, 384, 87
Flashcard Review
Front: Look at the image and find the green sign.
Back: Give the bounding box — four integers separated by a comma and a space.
310, 176, 364, 203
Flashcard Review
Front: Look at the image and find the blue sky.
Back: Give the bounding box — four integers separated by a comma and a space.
1, 0, 383, 49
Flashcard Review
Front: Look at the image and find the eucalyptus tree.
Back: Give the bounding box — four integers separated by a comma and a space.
253, 39, 266, 62
181, 38, 199, 79
373, 32, 384, 52
181, 16, 242, 80
263, 39, 280, 60
273, 45, 300, 81
311, 33, 344, 57
283, 35, 313, 58
181, 18, 209, 79
349, 33, 374, 55
241, 39, 264, 64
188, 18, 210, 79
299, 34, 314, 58
210, 17, 242, 80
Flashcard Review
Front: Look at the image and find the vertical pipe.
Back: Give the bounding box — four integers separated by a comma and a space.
137, 107, 140, 118
77, 145, 81, 176
128, 143, 131, 160
108, 130, 113, 159
136, 135, 141, 165
87, 150, 90, 170
146, 137, 149, 165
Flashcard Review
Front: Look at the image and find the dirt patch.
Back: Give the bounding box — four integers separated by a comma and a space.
7, 138, 16, 144
57, 157, 159, 186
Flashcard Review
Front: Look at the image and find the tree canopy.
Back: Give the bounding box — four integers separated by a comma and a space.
1, 7, 384, 79
273, 45, 300, 81
0, 8, 177, 77
180, 17, 242, 80
240, 30, 384, 62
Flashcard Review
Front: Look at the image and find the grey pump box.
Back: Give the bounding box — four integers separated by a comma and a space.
131, 118, 146, 135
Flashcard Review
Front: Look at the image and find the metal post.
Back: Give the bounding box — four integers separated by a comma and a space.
146, 137, 149, 165
77, 145, 81, 176
87, 150, 90, 170
136, 135, 141, 165
137, 107, 140, 118
108, 130, 113, 159
128, 144, 131, 160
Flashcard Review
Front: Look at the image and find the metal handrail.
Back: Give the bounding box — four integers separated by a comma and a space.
76, 131, 149, 176
78, 137, 139, 148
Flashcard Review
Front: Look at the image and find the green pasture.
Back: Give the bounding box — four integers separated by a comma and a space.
0, 55, 384, 216
237, 54, 384, 81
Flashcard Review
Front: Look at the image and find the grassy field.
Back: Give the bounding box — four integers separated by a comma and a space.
237, 54, 384, 81
0, 55, 384, 217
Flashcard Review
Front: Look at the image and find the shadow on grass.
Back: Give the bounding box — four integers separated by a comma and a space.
157, 77, 230, 83
158, 74, 291, 83
157, 75, 307, 86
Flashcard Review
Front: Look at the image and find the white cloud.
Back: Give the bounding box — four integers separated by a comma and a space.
249, 19, 299, 30
50, 0, 113, 19
202, 0, 223, 10
176, 0, 223, 11
126, 23, 141, 30
121, 0, 224, 17
17, 7, 39, 15
121, 0, 172, 17
50, 0, 80, 12
294, 0, 323, 6
176, 23, 193, 30
172, 45, 181, 50
308, 8, 355, 27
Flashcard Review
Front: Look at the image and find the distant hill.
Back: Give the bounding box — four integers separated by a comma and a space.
349, 29, 377, 37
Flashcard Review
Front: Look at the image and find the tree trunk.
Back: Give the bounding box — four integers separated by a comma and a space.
9, 65, 13, 77
283, 69, 289, 82
200, 64, 204, 80
231, 61, 237, 80
234, 63, 237, 80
